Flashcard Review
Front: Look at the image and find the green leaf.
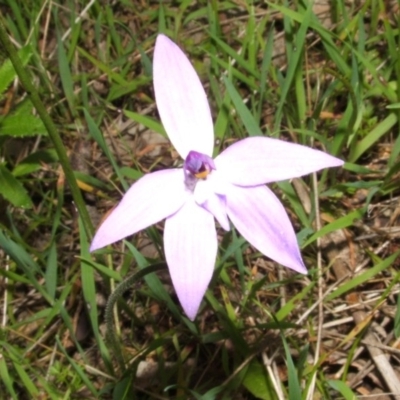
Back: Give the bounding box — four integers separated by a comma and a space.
327, 380, 357, 400
189, 386, 223, 400
80, 257, 122, 281
282, 335, 302, 400
0, 45, 32, 95
0, 164, 33, 208
276, 282, 315, 321
242, 360, 273, 399
108, 77, 151, 102
123, 110, 167, 137
213, 90, 231, 145
386, 102, 400, 109
12, 361, 39, 398
395, 289, 400, 338
0, 101, 47, 137
0, 113, 47, 137
119, 166, 143, 180
12, 149, 58, 177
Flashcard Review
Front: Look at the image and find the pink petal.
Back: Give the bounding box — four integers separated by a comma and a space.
215, 137, 344, 186
194, 179, 230, 230
226, 184, 307, 274
164, 198, 217, 320
199, 194, 229, 231
90, 169, 189, 251
153, 34, 214, 159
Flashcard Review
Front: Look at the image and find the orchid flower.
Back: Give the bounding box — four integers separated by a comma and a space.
90, 34, 344, 320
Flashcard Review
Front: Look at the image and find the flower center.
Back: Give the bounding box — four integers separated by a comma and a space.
184, 150, 215, 190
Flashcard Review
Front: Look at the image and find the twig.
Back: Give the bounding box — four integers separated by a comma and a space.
1, 254, 9, 328
305, 171, 324, 400
262, 351, 285, 400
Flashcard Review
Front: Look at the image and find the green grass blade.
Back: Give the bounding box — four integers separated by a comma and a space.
348, 113, 398, 162
326, 250, 400, 301
45, 242, 58, 300
274, 2, 313, 130
302, 208, 366, 248
56, 29, 76, 117
124, 110, 167, 138
223, 76, 263, 136
282, 334, 302, 400
79, 217, 112, 372
55, 336, 99, 397
83, 107, 128, 190
0, 354, 18, 399
327, 380, 357, 400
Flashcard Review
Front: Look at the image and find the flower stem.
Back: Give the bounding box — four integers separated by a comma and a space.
0, 15, 94, 239
104, 263, 167, 372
